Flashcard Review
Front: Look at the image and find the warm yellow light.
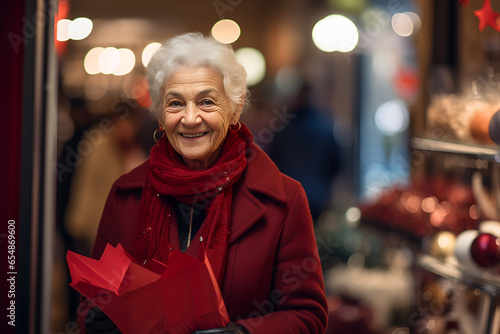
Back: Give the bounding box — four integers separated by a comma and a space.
211, 19, 241, 44
98, 47, 120, 75
56, 19, 71, 41
235, 47, 266, 86
84, 47, 103, 75
113, 48, 136, 76
405, 11, 421, 35
142, 42, 161, 67
391, 13, 413, 37
68, 17, 93, 40
312, 14, 359, 53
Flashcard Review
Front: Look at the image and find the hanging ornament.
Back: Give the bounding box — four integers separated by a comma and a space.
458, 0, 470, 6
470, 233, 500, 267
474, 0, 500, 31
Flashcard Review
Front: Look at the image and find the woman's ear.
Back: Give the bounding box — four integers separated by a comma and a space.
231, 93, 246, 124
231, 108, 242, 124
157, 119, 165, 131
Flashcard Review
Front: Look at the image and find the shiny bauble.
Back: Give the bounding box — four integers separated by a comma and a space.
489, 109, 500, 145
470, 233, 500, 268
429, 231, 456, 260
470, 108, 495, 144
454, 230, 479, 268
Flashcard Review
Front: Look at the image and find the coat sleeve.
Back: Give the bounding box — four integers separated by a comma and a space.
76, 184, 121, 333
235, 186, 329, 333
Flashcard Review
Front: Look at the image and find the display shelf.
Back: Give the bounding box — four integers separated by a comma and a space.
418, 254, 500, 296
411, 137, 500, 162
419, 254, 500, 334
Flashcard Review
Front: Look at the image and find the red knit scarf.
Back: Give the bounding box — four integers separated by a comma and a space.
136, 123, 253, 286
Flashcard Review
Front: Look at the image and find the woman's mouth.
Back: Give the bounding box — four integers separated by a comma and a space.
181, 132, 207, 138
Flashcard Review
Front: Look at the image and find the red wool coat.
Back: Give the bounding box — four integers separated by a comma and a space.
80, 143, 328, 333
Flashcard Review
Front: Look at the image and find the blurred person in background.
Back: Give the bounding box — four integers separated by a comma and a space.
64, 102, 148, 257
269, 84, 343, 222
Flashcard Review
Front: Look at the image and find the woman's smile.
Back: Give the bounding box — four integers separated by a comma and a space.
180, 132, 208, 139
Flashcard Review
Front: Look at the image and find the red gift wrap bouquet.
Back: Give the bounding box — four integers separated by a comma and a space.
67, 243, 230, 334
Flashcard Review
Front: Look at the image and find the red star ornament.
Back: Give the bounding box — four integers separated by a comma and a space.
474, 0, 500, 31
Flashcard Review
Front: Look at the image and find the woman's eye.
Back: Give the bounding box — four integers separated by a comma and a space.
201, 100, 214, 106
168, 101, 182, 107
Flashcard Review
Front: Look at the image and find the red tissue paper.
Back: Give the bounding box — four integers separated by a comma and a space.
67, 243, 230, 334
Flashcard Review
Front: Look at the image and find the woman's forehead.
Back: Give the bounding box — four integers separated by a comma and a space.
164, 67, 224, 94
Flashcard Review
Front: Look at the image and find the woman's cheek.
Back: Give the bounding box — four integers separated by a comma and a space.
164, 111, 181, 124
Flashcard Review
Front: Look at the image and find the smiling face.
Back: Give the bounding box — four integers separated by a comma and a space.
159, 66, 240, 170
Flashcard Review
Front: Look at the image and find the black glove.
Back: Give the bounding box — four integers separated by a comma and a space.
193, 322, 249, 334
85, 306, 122, 334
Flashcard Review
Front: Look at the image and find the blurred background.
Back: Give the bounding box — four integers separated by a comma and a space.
4, 0, 500, 333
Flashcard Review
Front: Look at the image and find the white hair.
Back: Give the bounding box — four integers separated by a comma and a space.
146, 32, 249, 120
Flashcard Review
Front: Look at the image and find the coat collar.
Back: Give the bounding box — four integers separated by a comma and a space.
230, 143, 286, 243
240, 143, 286, 203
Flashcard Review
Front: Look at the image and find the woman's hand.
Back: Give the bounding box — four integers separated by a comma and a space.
193, 322, 249, 334
85, 306, 121, 334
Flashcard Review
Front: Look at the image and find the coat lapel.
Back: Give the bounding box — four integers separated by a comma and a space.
229, 144, 286, 244
229, 185, 267, 244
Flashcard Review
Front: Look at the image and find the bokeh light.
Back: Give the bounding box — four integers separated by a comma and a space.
391, 12, 421, 37
235, 47, 266, 86
211, 19, 241, 44
312, 14, 359, 53
142, 42, 161, 67
98, 47, 120, 75
56, 19, 71, 41
345, 207, 362, 223
374, 99, 409, 135
113, 48, 136, 76
405, 12, 421, 33
84, 47, 103, 75
67, 17, 93, 40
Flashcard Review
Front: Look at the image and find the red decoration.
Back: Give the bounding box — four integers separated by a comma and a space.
470, 233, 500, 267
458, 0, 470, 6
394, 67, 420, 102
474, 0, 500, 31
67, 243, 230, 334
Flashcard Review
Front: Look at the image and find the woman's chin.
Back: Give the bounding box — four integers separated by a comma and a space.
181, 154, 212, 170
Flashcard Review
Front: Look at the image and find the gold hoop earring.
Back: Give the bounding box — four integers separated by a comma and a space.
229, 122, 241, 132
153, 128, 165, 143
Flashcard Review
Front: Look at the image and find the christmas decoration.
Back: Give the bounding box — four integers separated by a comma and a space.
454, 229, 480, 269
489, 110, 500, 145
473, 0, 500, 31
470, 233, 500, 267
429, 231, 456, 260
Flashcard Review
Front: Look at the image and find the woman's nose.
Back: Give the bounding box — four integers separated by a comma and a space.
182, 103, 202, 126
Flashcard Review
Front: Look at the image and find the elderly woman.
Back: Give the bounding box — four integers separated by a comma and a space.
79, 32, 328, 333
